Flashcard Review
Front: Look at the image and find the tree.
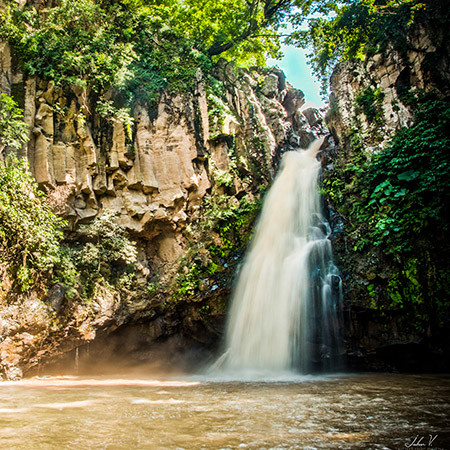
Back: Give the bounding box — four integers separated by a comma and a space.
0, 0, 302, 103
0, 93, 29, 154
286, 0, 442, 93
2, 0, 443, 107
0, 157, 65, 291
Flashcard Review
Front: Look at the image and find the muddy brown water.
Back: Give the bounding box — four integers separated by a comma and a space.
0, 373, 449, 449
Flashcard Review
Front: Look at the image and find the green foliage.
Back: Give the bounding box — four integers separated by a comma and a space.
121, 5, 213, 106
355, 87, 385, 124
1, 0, 134, 94
56, 211, 138, 299
174, 262, 204, 299
214, 169, 234, 188
212, 196, 261, 250
0, 157, 65, 291
2, 0, 446, 103
145, 281, 160, 296
356, 96, 449, 254
383, 256, 441, 332
0, 94, 29, 150
0, 0, 292, 111
324, 94, 450, 324
207, 83, 228, 140
387, 258, 422, 307
0, 0, 208, 108
325, 95, 449, 254
287, 0, 442, 93
0, 159, 138, 298
78, 210, 137, 268
96, 99, 134, 139
174, 194, 261, 300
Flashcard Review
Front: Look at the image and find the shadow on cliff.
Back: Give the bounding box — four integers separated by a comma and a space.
35, 331, 216, 378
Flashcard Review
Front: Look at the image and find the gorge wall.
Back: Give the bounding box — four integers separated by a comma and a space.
324, 15, 450, 371
1, 34, 326, 378
1, 1, 449, 379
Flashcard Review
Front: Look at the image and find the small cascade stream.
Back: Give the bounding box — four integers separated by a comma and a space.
217, 139, 342, 374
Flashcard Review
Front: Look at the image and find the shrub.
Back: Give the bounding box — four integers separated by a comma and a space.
0, 93, 29, 150
56, 211, 138, 299
0, 157, 65, 291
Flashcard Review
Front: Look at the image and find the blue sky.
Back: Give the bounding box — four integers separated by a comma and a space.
267, 44, 326, 108
267, 41, 325, 108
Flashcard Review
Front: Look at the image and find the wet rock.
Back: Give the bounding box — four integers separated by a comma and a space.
282, 88, 305, 118
47, 283, 65, 312
302, 107, 323, 127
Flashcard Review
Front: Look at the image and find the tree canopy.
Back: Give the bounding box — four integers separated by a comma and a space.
0, 0, 297, 97
0, 0, 442, 103
287, 0, 445, 93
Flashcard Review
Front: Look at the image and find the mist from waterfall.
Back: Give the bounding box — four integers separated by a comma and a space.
217, 139, 343, 375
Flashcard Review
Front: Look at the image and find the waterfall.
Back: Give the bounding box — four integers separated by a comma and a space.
218, 139, 342, 374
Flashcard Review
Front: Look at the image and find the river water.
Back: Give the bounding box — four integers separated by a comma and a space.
1, 373, 449, 449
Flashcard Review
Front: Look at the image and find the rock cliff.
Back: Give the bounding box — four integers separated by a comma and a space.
327, 20, 449, 151
323, 17, 450, 372
3, 2, 447, 379
1, 33, 326, 378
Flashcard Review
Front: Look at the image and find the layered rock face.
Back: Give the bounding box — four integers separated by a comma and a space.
1, 35, 327, 378
324, 19, 450, 371
327, 21, 449, 152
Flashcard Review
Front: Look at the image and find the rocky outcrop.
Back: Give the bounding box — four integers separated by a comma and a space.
0, 32, 327, 378
324, 17, 450, 372
327, 21, 449, 153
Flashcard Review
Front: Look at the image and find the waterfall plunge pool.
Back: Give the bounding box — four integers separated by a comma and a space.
1, 373, 449, 449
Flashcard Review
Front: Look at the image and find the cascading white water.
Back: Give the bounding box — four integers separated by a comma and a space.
218, 139, 342, 374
